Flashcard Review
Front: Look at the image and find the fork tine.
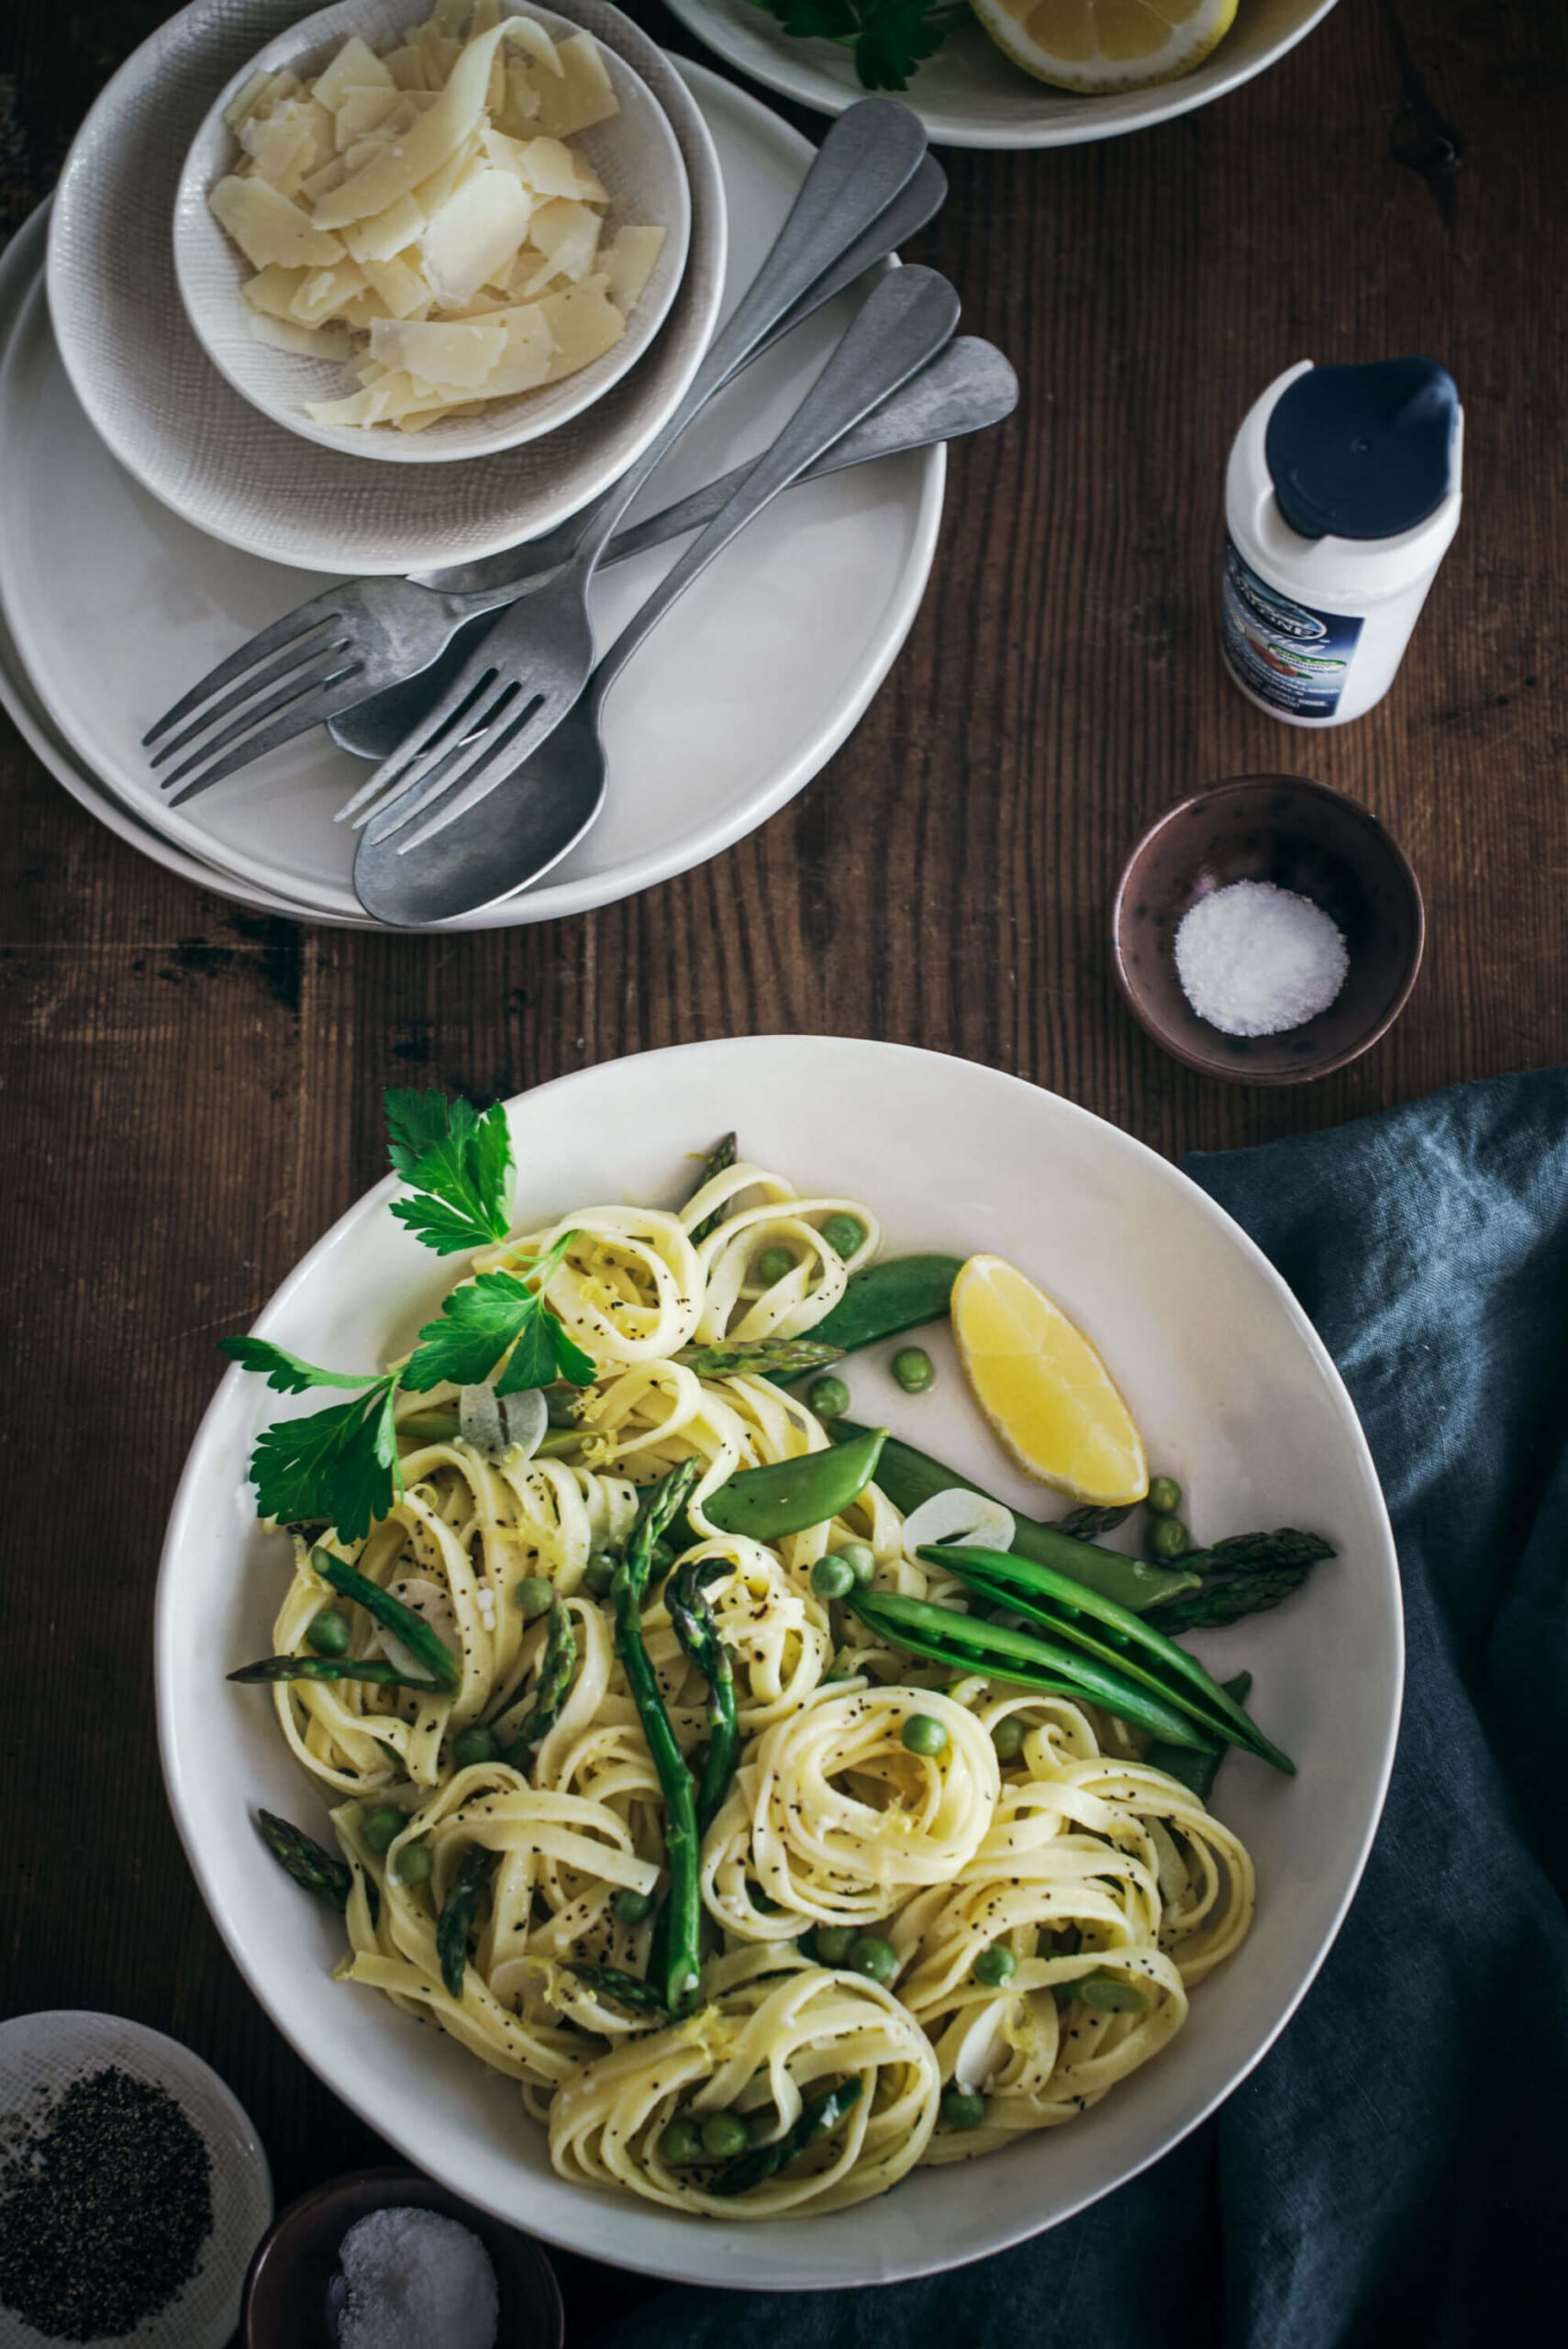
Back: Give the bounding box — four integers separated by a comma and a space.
162, 658, 365, 802
381, 690, 562, 851
336, 665, 509, 825
354, 676, 526, 841
150, 629, 351, 770
141, 606, 341, 748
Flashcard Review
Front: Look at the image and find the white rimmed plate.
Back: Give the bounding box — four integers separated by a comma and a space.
47, 0, 723, 572
662, 0, 1339, 152
156, 1034, 1401, 2290
0, 2009, 272, 2349
174, 0, 692, 464
1, 66, 945, 930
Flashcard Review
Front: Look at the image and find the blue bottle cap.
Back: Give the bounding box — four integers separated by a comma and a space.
1265, 358, 1460, 541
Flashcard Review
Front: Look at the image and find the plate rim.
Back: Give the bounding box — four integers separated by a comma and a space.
3, 67, 945, 930
42, 0, 727, 574
153, 1033, 1403, 2289
660, 0, 1341, 152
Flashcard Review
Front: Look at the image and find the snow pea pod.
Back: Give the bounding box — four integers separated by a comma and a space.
704, 1425, 887, 1542
835, 1420, 1199, 1612
777, 1256, 963, 1377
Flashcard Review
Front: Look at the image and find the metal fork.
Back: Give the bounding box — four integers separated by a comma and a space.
341, 99, 930, 852
142, 121, 938, 807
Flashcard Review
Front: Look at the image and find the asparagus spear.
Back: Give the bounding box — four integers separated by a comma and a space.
566, 1963, 671, 2019
614, 1460, 705, 2016
311, 1547, 462, 1693
1058, 1502, 1136, 1539
258, 1809, 353, 1911
506, 1596, 577, 1760
676, 1336, 846, 1379
437, 1842, 496, 1999
1147, 1531, 1333, 1632
711, 2076, 864, 2196
688, 1132, 738, 1243
774, 1257, 963, 1380
1181, 1530, 1335, 1572
230, 1654, 444, 1690
667, 1559, 739, 1833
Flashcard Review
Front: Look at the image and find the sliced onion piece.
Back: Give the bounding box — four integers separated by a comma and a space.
951, 1995, 1018, 2094
901, 1487, 1016, 1561
459, 1382, 548, 1462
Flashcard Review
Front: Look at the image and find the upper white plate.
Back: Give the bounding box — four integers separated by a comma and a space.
157, 1035, 1401, 2291
0, 2009, 272, 2349
0, 66, 943, 930
662, 0, 1339, 152
173, 0, 693, 465
47, 0, 724, 572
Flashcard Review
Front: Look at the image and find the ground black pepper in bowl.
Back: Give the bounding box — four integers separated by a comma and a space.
0, 2065, 213, 2341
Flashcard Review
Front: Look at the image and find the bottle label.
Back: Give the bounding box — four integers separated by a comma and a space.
1221, 533, 1363, 718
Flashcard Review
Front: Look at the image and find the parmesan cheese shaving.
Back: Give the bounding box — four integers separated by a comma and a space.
210, 4, 664, 433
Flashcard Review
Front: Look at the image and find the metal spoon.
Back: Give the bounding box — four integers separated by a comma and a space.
328, 333, 1018, 763
353, 264, 962, 926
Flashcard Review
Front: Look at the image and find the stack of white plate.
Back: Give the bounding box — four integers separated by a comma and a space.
0, 0, 943, 928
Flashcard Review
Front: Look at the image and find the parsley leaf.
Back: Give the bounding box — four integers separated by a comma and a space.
384, 1087, 514, 1257
219, 1335, 384, 1394
751, 0, 966, 90
247, 1379, 401, 1544
402, 1235, 595, 1395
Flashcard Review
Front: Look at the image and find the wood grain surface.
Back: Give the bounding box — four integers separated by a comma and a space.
1, 0, 1563, 2336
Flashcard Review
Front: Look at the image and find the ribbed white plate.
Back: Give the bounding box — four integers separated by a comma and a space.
157, 1036, 1400, 2289
0, 65, 944, 930
47, 0, 723, 571
662, 0, 1339, 153
0, 2009, 272, 2349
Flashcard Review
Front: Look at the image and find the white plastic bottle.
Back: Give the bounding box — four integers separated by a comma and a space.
1221, 357, 1463, 727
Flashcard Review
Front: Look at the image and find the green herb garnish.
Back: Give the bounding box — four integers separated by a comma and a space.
751, 0, 968, 92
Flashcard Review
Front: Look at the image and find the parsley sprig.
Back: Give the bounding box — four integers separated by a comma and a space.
221, 1090, 594, 1542
751, 0, 968, 91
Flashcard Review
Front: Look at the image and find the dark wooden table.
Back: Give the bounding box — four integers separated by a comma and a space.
2, 0, 1562, 2337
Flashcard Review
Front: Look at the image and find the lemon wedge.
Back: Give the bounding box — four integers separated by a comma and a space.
951, 1254, 1148, 1506
970, 0, 1240, 95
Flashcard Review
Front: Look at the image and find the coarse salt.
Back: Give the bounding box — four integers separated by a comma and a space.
1173, 879, 1349, 1038
335, 2205, 500, 2349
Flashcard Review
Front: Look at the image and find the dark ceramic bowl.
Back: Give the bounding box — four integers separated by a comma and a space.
1112, 775, 1424, 1085
241, 2166, 563, 2349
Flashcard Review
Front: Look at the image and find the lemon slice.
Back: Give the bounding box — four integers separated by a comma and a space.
951, 1254, 1148, 1506
970, 0, 1240, 94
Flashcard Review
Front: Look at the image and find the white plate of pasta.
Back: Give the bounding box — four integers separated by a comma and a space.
156, 1035, 1400, 2288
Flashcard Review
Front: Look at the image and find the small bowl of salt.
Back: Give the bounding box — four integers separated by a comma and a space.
1112, 774, 1424, 1084
242, 2165, 562, 2349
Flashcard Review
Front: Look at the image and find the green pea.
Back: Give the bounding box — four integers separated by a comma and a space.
940, 2086, 987, 2130
1149, 1516, 1190, 1561
831, 1540, 876, 1586
891, 1346, 935, 1393
815, 1924, 857, 1965
451, 1724, 499, 1769
973, 1943, 1018, 1987
811, 1554, 855, 1602
1146, 1475, 1183, 1518
808, 1375, 851, 1422
1078, 1974, 1150, 2012
902, 1714, 948, 1758
583, 1554, 617, 1597
659, 2118, 703, 2165
699, 2111, 750, 2159
756, 1246, 796, 1286
613, 1887, 655, 1925
306, 1609, 350, 1657
991, 1716, 1027, 1762
847, 1934, 898, 1986
395, 1840, 431, 1884
820, 1213, 865, 1261
361, 1804, 404, 1854
515, 1575, 555, 1620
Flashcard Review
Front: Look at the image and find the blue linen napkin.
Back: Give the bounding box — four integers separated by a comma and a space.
591, 1068, 1568, 2347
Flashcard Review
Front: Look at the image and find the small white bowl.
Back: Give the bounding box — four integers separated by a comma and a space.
173, 0, 690, 463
